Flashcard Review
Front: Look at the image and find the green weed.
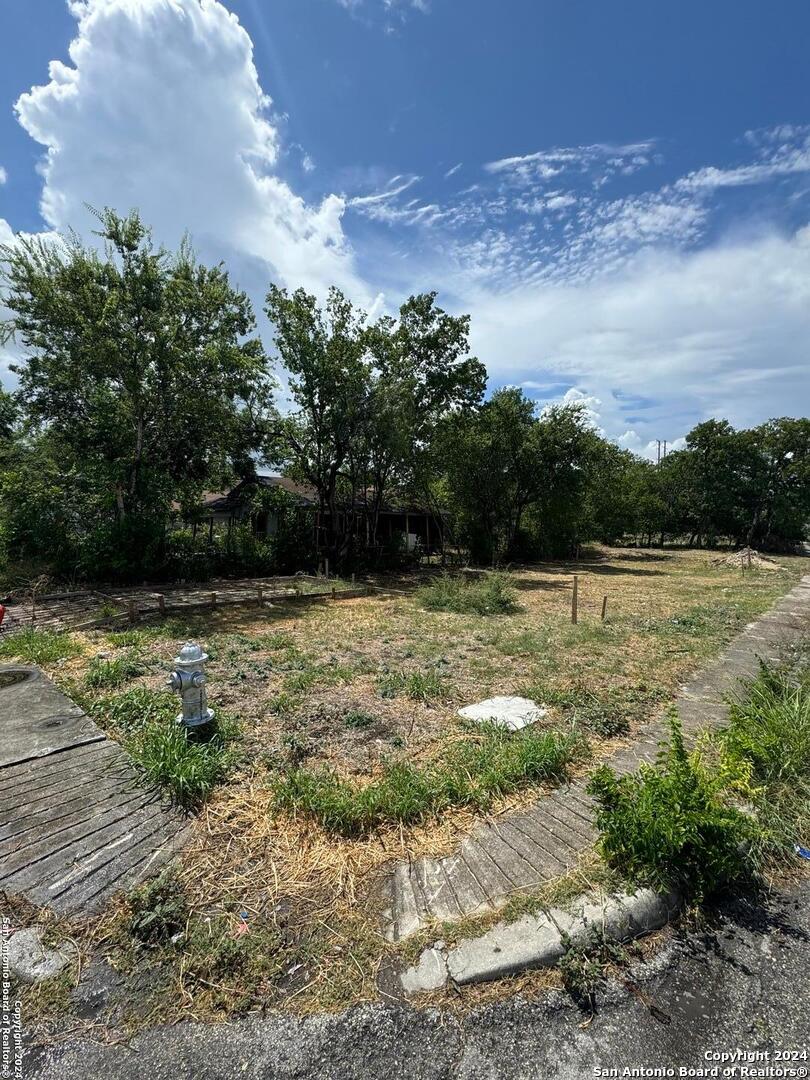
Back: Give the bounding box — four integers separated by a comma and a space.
0, 628, 82, 665
587, 713, 753, 899
84, 654, 144, 689
377, 668, 446, 701
128, 716, 238, 808
558, 926, 629, 1010
128, 867, 189, 944
272, 724, 583, 835
416, 573, 519, 616
721, 661, 810, 866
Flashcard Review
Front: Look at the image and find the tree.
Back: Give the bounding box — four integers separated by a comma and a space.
264, 284, 371, 564
265, 286, 486, 566
362, 292, 486, 549
441, 392, 598, 564
0, 208, 275, 578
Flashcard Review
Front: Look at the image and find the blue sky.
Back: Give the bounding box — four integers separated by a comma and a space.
2, 0, 810, 456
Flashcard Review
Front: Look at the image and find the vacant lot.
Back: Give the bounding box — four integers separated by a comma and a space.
6, 546, 809, 1026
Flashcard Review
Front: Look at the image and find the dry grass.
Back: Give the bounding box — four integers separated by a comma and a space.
8, 545, 809, 1024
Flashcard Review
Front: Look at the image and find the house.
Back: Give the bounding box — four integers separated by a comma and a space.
195, 475, 444, 554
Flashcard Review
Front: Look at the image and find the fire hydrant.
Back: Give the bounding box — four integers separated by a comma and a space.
168, 642, 214, 728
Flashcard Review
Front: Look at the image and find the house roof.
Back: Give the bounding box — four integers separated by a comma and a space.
200, 475, 435, 516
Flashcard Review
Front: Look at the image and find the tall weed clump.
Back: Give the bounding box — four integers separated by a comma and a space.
721, 661, 810, 867
587, 713, 753, 899
416, 573, 518, 616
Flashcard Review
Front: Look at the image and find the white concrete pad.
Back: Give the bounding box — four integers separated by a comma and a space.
458, 695, 547, 732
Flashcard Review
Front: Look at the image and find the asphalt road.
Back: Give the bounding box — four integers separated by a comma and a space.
29, 880, 810, 1080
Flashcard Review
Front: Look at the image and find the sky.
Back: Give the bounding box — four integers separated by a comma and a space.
1, 0, 810, 458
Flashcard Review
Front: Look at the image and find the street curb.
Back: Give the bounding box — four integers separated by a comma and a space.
400, 887, 682, 994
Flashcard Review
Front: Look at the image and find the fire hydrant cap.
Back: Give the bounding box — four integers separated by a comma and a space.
174, 642, 208, 667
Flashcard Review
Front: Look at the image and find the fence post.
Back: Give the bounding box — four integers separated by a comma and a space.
257, 585, 264, 607
601, 595, 607, 622
210, 592, 217, 609
127, 599, 137, 624
571, 575, 578, 625
157, 594, 166, 617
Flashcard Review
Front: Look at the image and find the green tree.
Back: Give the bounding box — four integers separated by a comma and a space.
0, 208, 275, 578
264, 284, 371, 563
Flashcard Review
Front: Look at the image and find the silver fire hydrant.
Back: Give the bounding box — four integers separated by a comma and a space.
168, 642, 214, 728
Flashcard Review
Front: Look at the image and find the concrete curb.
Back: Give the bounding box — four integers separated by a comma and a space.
400, 887, 682, 994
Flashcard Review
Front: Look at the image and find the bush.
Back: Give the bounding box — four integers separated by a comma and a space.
587, 713, 753, 899
272, 724, 582, 835
416, 572, 518, 616
0, 628, 82, 665
722, 662, 810, 866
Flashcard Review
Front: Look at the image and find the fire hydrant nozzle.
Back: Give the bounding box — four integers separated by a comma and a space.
168, 642, 214, 728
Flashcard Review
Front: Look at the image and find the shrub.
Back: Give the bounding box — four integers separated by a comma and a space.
416, 573, 518, 616
587, 713, 753, 899
0, 628, 82, 665
721, 662, 810, 866
272, 724, 582, 835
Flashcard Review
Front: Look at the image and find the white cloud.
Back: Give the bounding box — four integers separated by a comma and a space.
0, 167, 7, 185
461, 226, 810, 448
484, 141, 656, 181
14, 0, 373, 306
444, 162, 463, 179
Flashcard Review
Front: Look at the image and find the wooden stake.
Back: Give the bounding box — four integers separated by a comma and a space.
127, 599, 137, 624
210, 591, 217, 608
332, 586, 336, 599
157, 594, 166, 616
601, 595, 608, 622
257, 585, 264, 607
571, 575, 578, 624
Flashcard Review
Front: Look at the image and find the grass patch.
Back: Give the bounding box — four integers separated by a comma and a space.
416, 572, 519, 615
84, 654, 145, 690
377, 668, 447, 701
0, 628, 81, 665
83, 686, 239, 806
86, 686, 178, 734
272, 724, 583, 835
128, 715, 239, 808
107, 627, 162, 648
587, 713, 753, 899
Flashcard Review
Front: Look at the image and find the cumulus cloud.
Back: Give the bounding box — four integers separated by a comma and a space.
15, 0, 372, 305
463, 226, 810, 449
